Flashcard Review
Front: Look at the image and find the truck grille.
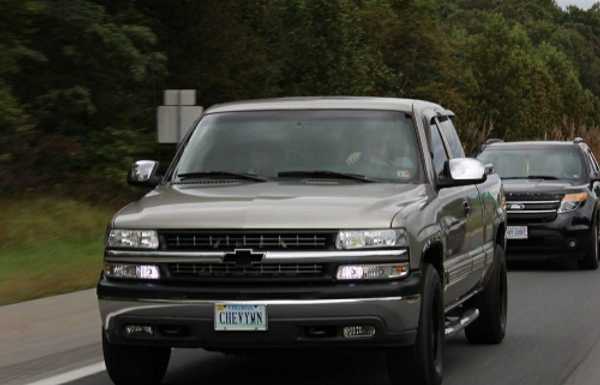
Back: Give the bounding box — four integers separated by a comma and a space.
506, 193, 563, 223
159, 231, 335, 251
167, 262, 328, 281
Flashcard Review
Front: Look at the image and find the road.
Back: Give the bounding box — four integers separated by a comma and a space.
4, 263, 600, 385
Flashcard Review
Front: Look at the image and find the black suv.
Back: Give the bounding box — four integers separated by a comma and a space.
477, 139, 600, 269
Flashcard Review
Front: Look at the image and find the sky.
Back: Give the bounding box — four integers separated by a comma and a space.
556, 0, 598, 8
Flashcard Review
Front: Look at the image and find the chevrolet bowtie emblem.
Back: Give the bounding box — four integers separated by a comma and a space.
223, 249, 264, 265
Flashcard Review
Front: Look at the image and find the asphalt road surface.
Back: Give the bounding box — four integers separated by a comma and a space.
6, 262, 600, 385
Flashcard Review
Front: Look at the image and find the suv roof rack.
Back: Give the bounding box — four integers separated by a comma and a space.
574, 137, 585, 144
485, 138, 504, 145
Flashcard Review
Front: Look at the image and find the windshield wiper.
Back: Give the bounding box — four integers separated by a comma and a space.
526, 175, 559, 180
176, 171, 268, 182
503, 175, 559, 180
277, 170, 376, 183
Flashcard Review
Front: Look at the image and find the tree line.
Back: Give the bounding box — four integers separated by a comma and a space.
1, 0, 599, 196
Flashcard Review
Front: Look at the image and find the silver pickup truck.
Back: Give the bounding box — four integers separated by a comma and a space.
98, 97, 507, 385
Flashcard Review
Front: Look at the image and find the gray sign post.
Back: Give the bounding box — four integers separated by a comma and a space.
157, 90, 203, 143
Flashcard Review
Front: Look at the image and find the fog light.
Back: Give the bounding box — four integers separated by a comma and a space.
104, 263, 160, 280
124, 324, 154, 337
343, 325, 376, 339
569, 240, 577, 248
336, 263, 409, 281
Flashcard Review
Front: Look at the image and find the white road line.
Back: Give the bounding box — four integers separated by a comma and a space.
24, 362, 106, 385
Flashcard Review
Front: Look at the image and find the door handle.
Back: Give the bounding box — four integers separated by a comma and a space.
463, 200, 472, 216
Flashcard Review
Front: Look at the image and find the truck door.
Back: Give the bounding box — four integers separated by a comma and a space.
431, 117, 484, 304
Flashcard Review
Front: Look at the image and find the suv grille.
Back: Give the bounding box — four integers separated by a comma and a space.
506, 192, 563, 223
167, 262, 328, 281
159, 231, 336, 251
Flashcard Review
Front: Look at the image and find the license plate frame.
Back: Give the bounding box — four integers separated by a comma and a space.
506, 226, 528, 240
214, 303, 268, 331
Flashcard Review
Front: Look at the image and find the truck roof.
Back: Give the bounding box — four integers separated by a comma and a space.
204, 96, 443, 114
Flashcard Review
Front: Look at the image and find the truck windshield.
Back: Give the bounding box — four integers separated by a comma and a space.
478, 146, 586, 181
174, 110, 422, 183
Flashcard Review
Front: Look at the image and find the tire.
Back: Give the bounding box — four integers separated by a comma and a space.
387, 264, 443, 385
103, 332, 171, 385
579, 220, 599, 270
465, 244, 507, 344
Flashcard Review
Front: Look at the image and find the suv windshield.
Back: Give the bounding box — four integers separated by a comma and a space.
174, 110, 422, 183
478, 146, 586, 181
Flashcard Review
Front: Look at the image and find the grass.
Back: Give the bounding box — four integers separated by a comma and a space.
0, 197, 114, 305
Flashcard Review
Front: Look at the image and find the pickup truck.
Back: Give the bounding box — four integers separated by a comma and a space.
98, 97, 507, 385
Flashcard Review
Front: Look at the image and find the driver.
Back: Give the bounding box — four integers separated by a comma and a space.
345, 133, 416, 179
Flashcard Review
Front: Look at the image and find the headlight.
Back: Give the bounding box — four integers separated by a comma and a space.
335, 229, 407, 250
336, 263, 409, 280
104, 263, 161, 280
107, 229, 159, 249
558, 192, 588, 214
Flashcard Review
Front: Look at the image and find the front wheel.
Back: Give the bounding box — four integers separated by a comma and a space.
103, 332, 171, 385
387, 264, 443, 385
579, 221, 599, 270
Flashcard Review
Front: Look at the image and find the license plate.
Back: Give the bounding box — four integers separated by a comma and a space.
214, 304, 267, 331
506, 226, 528, 240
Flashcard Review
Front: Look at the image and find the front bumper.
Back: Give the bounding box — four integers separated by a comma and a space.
507, 209, 594, 260
98, 273, 421, 349
99, 295, 420, 349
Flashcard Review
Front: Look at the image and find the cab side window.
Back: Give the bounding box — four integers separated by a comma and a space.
430, 123, 449, 177
438, 117, 465, 158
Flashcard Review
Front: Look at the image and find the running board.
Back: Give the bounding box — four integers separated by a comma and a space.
444, 308, 480, 337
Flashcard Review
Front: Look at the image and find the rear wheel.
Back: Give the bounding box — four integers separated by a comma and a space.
387, 264, 443, 385
579, 220, 599, 270
465, 244, 507, 344
103, 332, 171, 385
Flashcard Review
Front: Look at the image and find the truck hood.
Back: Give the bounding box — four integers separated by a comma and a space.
112, 182, 428, 229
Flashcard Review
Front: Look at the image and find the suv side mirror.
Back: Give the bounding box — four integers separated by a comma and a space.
484, 163, 496, 176
127, 160, 161, 187
438, 158, 487, 189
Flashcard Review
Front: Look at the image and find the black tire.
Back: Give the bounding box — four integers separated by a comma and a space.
103, 332, 171, 385
465, 244, 507, 344
579, 220, 599, 270
387, 264, 443, 385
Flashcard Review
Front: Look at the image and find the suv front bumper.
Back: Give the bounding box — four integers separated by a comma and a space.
507, 210, 594, 260
98, 275, 421, 349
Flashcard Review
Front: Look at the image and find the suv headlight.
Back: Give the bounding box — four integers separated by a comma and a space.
107, 229, 159, 249
558, 192, 588, 214
335, 229, 408, 250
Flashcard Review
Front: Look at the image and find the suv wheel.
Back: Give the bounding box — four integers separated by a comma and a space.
387, 264, 443, 385
465, 244, 507, 344
103, 332, 171, 385
579, 220, 599, 270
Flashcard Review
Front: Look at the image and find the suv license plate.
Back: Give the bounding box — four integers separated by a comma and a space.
214, 304, 267, 331
506, 226, 528, 240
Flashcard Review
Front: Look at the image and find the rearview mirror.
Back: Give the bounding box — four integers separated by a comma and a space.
127, 160, 161, 187
438, 158, 487, 189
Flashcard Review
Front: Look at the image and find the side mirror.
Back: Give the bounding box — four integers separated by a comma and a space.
127, 160, 161, 187
438, 158, 487, 189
